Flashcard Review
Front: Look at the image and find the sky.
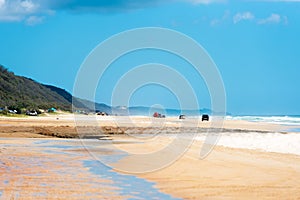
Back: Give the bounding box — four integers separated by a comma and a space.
0, 0, 300, 115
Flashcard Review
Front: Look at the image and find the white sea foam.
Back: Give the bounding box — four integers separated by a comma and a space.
195, 131, 300, 156
226, 115, 300, 126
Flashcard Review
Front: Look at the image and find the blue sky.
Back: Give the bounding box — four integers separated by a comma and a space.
0, 0, 300, 115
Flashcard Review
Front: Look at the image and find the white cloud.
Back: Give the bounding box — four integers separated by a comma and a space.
258, 13, 282, 24
0, 0, 292, 26
210, 10, 230, 26
20, 0, 35, 12
0, 0, 226, 24
25, 15, 44, 25
0, 0, 41, 22
0, 0, 5, 8
232, 12, 288, 26
233, 12, 255, 24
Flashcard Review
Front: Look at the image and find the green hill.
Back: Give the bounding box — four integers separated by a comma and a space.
0, 65, 75, 111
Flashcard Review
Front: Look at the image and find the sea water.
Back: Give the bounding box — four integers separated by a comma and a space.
84, 160, 179, 200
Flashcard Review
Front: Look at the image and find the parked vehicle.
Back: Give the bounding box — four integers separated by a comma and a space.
179, 115, 186, 119
97, 112, 108, 116
153, 112, 165, 118
26, 110, 38, 116
202, 114, 209, 121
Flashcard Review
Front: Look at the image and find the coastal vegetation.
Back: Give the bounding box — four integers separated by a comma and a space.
0, 65, 72, 112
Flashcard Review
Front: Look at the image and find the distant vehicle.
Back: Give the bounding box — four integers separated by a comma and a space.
26, 110, 38, 116
153, 112, 165, 118
153, 112, 160, 118
8, 110, 17, 114
97, 112, 108, 116
179, 115, 186, 119
202, 114, 209, 121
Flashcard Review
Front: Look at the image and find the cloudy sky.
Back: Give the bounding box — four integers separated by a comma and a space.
1, 0, 299, 115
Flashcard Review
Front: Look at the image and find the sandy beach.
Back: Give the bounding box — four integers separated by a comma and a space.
0, 114, 292, 138
1, 114, 300, 199
2, 0, 300, 198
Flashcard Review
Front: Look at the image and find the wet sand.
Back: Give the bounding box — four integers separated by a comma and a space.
0, 138, 177, 199
0, 138, 123, 199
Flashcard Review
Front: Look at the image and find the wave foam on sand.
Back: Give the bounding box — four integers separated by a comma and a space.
195, 131, 300, 156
